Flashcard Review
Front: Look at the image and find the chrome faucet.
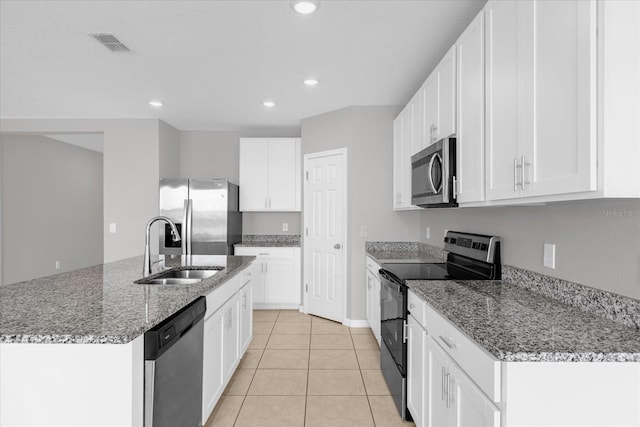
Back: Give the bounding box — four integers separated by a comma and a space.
143, 216, 181, 277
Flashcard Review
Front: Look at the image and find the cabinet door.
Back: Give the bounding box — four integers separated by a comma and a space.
456, 11, 485, 203
366, 270, 374, 330
522, 0, 596, 197
484, 0, 524, 201
222, 293, 240, 382
450, 364, 501, 427
427, 337, 454, 427
400, 106, 414, 208
437, 46, 456, 140
264, 256, 298, 304
371, 273, 381, 346
410, 90, 425, 155
423, 75, 438, 145
268, 138, 301, 210
239, 139, 269, 210
239, 281, 253, 353
202, 310, 225, 423
407, 315, 425, 427
392, 114, 404, 210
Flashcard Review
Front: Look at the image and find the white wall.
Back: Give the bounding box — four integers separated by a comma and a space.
0, 119, 168, 263
179, 129, 302, 235
1, 134, 103, 285
418, 199, 640, 300
301, 106, 422, 320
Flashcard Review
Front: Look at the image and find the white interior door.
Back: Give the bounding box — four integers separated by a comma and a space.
303, 149, 346, 323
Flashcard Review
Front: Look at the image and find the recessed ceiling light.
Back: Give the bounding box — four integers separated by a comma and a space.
149, 100, 164, 108
304, 79, 319, 86
291, 1, 319, 15
263, 101, 276, 108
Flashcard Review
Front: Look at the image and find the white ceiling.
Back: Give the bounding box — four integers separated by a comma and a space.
0, 0, 485, 131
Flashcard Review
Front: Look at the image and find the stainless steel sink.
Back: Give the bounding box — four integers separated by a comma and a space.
136, 268, 221, 285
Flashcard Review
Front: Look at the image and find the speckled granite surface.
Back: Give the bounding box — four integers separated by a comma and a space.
0, 255, 255, 344
365, 241, 444, 264
408, 280, 640, 362
235, 234, 301, 247
503, 265, 640, 331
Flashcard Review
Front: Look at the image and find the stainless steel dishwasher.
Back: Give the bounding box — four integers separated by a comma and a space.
144, 296, 206, 427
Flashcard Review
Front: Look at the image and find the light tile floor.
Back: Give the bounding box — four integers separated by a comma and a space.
205, 310, 416, 427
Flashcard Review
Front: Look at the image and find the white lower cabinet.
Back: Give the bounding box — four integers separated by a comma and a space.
365, 256, 381, 346
234, 247, 301, 309
427, 336, 500, 427
407, 313, 427, 427
202, 265, 254, 425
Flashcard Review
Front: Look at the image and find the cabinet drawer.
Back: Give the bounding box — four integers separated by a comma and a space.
205, 274, 241, 317
366, 256, 380, 275
408, 290, 425, 327
425, 304, 501, 402
235, 247, 295, 259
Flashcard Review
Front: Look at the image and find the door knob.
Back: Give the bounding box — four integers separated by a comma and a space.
334, 243, 342, 250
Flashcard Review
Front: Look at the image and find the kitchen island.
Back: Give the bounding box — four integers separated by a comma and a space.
0, 254, 255, 427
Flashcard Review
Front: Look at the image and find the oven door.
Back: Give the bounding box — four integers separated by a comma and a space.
379, 269, 407, 374
411, 137, 457, 207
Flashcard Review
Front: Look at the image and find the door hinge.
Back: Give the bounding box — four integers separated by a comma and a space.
305, 171, 309, 181
305, 228, 308, 236
305, 284, 308, 292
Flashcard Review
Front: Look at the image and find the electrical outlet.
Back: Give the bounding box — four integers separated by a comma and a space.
55, 261, 60, 269
543, 243, 556, 269
282, 223, 288, 232
425, 226, 431, 240
109, 223, 117, 234
360, 226, 368, 238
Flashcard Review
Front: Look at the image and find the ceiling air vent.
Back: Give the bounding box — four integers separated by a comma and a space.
89, 33, 130, 52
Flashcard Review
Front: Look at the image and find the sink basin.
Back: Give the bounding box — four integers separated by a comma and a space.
158, 269, 219, 280
136, 268, 221, 285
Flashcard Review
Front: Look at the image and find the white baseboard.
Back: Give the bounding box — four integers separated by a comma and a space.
343, 318, 370, 328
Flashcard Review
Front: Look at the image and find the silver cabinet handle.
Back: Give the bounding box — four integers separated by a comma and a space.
403, 321, 409, 343
521, 156, 530, 190
514, 158, 520, 191
242, 293, 247, 309
446, 372, 451, 408
439, 335, 457, 350
441, 367, 446, 401
433, 125, 438, 141
334, 243, 342, 250
258, 253, 270, 256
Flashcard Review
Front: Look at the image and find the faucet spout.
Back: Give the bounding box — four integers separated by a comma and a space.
143, 216, 181, 277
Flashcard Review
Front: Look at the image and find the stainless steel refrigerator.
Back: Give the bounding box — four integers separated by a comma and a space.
159, 179, 242, 256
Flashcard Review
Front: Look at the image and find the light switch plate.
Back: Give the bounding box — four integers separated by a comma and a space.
543, 243, 556, 269
109, 223, 117, 234
360, 226, 368, 238
282, 223, 288, 232
55, 261, 60, 269
425, 226, 431, 240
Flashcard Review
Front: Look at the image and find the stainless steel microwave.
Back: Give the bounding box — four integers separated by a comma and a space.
411, 137, 457, 208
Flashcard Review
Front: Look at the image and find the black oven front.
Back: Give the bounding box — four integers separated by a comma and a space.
378, 269, 411, 421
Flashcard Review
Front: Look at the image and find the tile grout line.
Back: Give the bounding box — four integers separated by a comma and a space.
352, 329, 378, 427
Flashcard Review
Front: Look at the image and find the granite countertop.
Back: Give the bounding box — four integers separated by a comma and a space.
408, 280, 640, 363
0, 254, 255, 344
235, 234, 301, 247
367, 249, 442, 264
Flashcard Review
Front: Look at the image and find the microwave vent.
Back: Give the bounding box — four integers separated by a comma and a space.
89, 33, 131, 52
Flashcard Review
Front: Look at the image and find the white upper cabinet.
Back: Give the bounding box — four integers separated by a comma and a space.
485, 0, 596, 201
422, 46, 457, 149
455, 10, 485, 203
393, 105, 420, 210
239, 138, 301, 211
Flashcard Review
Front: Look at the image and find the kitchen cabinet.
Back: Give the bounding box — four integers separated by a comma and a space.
406, 313, 427, 427
239, 138, 301, 211
365, 256, 381, 346
234, 247, 301, 309
409, 89, 425, 156
485, 0, 596, 201
202, 266, 253, 424
427, 336, 500, 427
392, 106, 420, 211
239, 265, 254, 354
455, 10, 485, 203
423, 46, 457, 147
